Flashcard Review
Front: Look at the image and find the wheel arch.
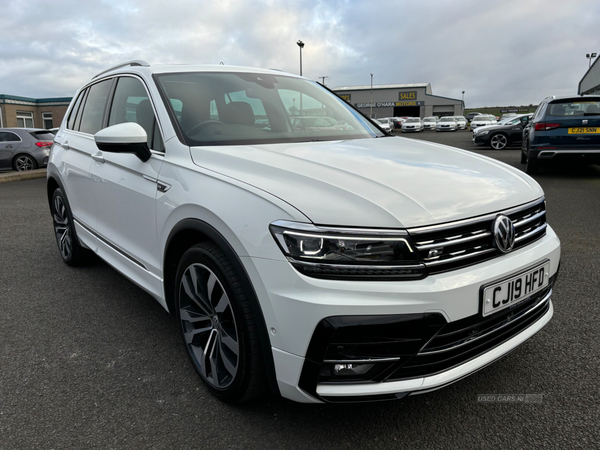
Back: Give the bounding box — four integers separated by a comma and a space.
163, 218, 280, 396
46, 170, 68, 211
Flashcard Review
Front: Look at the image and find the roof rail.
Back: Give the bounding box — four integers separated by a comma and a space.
92, 60, 150, 79
543, 95, 556, 101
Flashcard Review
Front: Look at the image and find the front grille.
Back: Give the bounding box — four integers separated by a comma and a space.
387, 284, 553, 381
408, 198, 547, 274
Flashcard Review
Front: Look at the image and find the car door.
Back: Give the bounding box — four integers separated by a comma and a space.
89, 75, 165, 292
0, 131, 22, 170
505, 117, 524, 144
56, 80, 115, 241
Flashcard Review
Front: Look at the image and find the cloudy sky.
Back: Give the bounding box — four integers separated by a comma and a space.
1, 0, 598, 107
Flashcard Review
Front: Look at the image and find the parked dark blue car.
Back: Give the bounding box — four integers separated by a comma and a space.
522, 95, 600, 174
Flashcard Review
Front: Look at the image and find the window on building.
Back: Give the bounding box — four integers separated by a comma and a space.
42, 112, 53, 129
17, 111, 34, 128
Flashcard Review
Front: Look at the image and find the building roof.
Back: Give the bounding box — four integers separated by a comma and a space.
0, 94, 72, 105
333, 83, 431, 91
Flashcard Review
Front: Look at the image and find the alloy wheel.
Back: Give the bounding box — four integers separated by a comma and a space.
53, 195, 72, 260
179, 263, 240, 389
15, 155, 35, 171
490, 134, 508, 150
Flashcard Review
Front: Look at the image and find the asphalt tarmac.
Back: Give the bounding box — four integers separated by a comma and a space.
1, 132, 599, 449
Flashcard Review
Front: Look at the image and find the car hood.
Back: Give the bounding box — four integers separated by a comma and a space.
475, 123, 506, 133
189, 137, 543, 228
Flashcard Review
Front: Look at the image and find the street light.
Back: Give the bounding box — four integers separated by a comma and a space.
297, 40, 305, 76
370, 73, 373, 119
586, 53, 597, 69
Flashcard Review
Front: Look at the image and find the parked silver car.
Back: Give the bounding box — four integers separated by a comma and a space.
401, 118, 423, 132
436, 117, 458, 132
0, 128, 54, 171
422, 117, 437, 130
375, 118, 394, 132
454, 116, 468, 130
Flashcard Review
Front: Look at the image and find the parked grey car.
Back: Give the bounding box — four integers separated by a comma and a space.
0, 128, 54, 171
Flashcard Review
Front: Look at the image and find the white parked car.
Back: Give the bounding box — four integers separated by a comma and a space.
401, 117, 423, 132
471, 114, 497, 131
422, 117, 437, 130
375, 118, 394, 133
436, 116, 458, 131
454, 116, 468, 130
47, 61, 560, 404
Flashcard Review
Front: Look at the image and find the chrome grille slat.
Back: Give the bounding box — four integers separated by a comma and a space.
515, 223, 547, 243
408, 198, 547, 274
424, 248, 495, 266
513, 210, 545, 229
415, 231, 491, 250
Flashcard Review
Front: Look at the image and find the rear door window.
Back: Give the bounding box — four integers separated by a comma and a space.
79, 79, 113, 135
67, 90, 85, 130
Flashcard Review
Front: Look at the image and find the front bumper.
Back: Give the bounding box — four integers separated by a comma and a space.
245, 226, 560, 403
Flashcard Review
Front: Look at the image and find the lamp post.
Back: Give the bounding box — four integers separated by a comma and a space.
370, 73, 373, 119
297, 40, 305, 76
586, 53, 597, 69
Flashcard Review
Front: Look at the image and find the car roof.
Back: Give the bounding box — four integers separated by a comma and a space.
546, 94, 600, 103
93, 61, 299, 81
1, 128, 49, 132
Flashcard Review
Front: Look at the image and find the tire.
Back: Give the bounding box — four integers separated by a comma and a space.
525, 152, 540, 175
13, 154, 38, 171
520, 147, 527, 164
175, 242, 266, 403
490, 133, 508, 150
51, 188, 94, 266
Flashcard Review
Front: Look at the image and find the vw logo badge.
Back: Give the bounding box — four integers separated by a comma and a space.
493, 215, 515, 253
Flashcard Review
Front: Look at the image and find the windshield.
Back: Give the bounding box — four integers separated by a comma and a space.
440, 117, 455, 122
405, 118, 420, 123
156, 72, 383, 145
423, 118, 435, 122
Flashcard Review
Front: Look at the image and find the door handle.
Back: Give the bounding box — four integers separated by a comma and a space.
92, 152, 105, 163
62, 141, 70, 150
6, 145, 12, 149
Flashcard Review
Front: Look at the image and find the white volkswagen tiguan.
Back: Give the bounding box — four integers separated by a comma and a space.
47, 61, 560, 404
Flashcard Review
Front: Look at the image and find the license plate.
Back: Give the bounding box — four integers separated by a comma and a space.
481, 261, 550, 317
568, 127, 600, 134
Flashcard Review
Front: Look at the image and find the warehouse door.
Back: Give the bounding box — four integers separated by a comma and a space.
433, 105, 454, 117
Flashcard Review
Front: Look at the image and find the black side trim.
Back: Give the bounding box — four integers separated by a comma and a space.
164, 218, 280, 397
73, 217, 148, 270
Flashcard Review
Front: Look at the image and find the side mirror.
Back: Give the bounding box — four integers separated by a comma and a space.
94, 123, 152, 162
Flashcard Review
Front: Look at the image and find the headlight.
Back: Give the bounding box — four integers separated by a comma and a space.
270, 220, 425, 280
478, 130, 489, 136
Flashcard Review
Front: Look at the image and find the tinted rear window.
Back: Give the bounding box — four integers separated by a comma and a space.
547, 100, 600, 116
30, 131, 56, 141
